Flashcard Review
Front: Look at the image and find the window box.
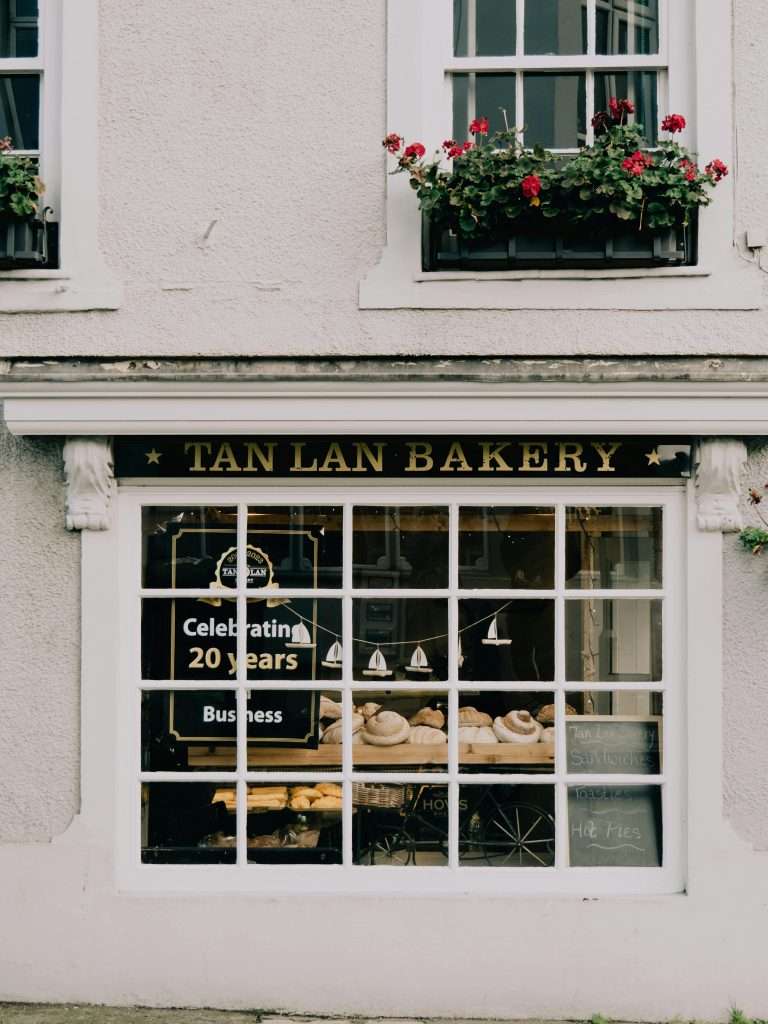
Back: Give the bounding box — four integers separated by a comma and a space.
0, 211, 57, 269
422, 212, 694, 271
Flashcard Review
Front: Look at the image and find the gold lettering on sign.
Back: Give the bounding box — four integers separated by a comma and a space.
185, 441, 213, 473
479, 441, 514, 472
520, 442, 549, 472
210, 442, 243, 473
591, 441, 623, 473
244, 442, 277, 473
290, 442, 318, 473
555, 442, 586, 473
319, 442, 351, 473
405, 442, 434, 473
352, 442, 386, 473
440, 441, 472, 473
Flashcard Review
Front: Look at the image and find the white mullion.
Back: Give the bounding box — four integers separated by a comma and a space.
554, 503, 568, 869
351, 772, 451, 786
448, 503, 459, 869
454, 773, 556, 786
515, 69, 524, 141
235, 501, 248, 869
516, 0, 525, 56
447, 55, 666, 71
587, 0, 597, 55
566, 774, 664, 786
245, 771, 344, 784
467, 0, 476, 57
140, 771, 237, 785
342, 501, 354, 868
139, 587, 345, 599
586, 70, 596, 145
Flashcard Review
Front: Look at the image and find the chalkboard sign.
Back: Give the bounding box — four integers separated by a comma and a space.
566, 717, 661, 775
568, 785, 662, 867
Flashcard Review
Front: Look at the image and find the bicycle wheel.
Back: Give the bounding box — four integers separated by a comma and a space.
476, 798, 556, 867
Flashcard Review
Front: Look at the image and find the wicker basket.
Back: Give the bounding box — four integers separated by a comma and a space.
352, 783, 406, 808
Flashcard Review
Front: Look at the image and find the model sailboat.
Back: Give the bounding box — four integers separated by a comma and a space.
481, 614, 512, 646
321, 638, 343, 670
362, 646, 392, 677
286, 620, 316, 649
405, 644, 432, 675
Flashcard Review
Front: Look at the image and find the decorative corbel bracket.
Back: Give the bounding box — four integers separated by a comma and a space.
695, 438, 748, 532
63, 437, 114, 531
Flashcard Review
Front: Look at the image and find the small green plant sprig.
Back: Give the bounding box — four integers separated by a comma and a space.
739, 484, 768, 555
0, 135, 45, 219
383, 101, 727, 238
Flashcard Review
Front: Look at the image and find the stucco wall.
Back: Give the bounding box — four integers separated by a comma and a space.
0, 417, 80, 841
0, 1, 762, 357
724, 441, 768, 848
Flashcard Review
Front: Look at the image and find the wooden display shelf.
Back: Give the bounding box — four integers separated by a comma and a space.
189, 742, 555, 769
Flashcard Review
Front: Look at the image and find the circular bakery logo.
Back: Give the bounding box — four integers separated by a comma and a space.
214, 544, 274, 589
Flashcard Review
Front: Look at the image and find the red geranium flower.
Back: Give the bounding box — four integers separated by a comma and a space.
622, 150, 654, 176
661, 113, 686, 134
469, 116, 489, 135
609, 97, 635, 122
679, 158, 697, 181
462, 141, 474, 152
705, 158, 728, 182
402, 142, 426, 160
382, 132, 402, 154
447, 144, 466, 159
521, 174, 542, 199
442, 139, 457, 151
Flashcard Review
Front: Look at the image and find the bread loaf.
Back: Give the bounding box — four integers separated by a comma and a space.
493, 710, 542, 744
409, 707, 445, 729
457, 725, 498, 744
361, 710, 410, 746
459, 706, 493, 728
408, 725, 447, 745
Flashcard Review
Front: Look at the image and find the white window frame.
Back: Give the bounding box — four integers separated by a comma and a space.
0, 0, 121, 312
116, 481, 685, 896
359, 0, 761, 311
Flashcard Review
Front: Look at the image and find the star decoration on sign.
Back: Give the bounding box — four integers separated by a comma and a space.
145, 449, 162, 465
645, 449, 661, 466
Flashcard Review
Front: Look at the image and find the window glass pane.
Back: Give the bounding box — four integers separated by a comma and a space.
596, 0, 659, 55
566, 506, 663, 589
142, 597, 237, 681
142, 782, 236, 864
247, 784, 343, 863
459, 784, 556, 866
352, 691, 448, 774
353, 506, 449, 589
452, 73, 517, 144
568, 784, 662, 866
142, 506, 238, 588
594, 70, 658, 144
354, 784, 449, 866
458, 691, 555, 774
246, 506, 343, 589
459, 506, 555, 589
525, 0, 587, 54
524, 73, 585, 148
565, 599, 662, 682
459, 599, 555, 682
246, 598, 343, 682
0, 1, 38, 58
454, 0, 516, 56
248, 690, 343, 772
565, 690, 663, 774
353, 598, 448, 682
0, 74, 38, 148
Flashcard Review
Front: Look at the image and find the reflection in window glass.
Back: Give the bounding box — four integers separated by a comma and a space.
525, 0, 586, 55
141, 783, 236, 864
246, 506, 343, 589
459, 600, 555, 682
459, 784, 555, 866
354, 784, 449, 866
566, 506, 662, 589
568, 784, 662, 866
141, 598, 238, 681
353, 599, 448, 682
142, 507, 238, 588
353, 506, 448, 589
459, 506, 555, 589
0, 74, 38, 148
565, 599, 662, 682
458, 692, 555, 774
352, 691, 448, 774
595, 70, 658, 143
0, 0, 38, 57
524, 73, 585, 148
452, 73, 517, 144
565, 690, 663, 774
596, 0, 659, 55
454, 0, 516, 56
247, 784, 342, 863
247, 598, 342, 682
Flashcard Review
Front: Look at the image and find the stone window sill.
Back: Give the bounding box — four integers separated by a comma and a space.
0, 270, 122, 313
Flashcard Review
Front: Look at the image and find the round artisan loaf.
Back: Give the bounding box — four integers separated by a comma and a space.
321, 713, 364, 744
408, 724, 447, 745
536, 702, 576, 726
493, 710, 543, 744
319, 695, 343, 720
361, 710, 410, 746
540, 726, 555, 743
458, 706, 493, 728
409, 707, 445, 729
457, 725, 498, 744
355, 701, 382, 721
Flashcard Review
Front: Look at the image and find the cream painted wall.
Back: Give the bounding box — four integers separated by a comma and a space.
0, 0, 763, 355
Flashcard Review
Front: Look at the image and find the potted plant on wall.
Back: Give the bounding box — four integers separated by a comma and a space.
384, 102, 728, 271
0, 135, 50, 268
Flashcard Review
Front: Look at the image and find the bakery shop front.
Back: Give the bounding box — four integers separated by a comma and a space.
119, 432, 688, 890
